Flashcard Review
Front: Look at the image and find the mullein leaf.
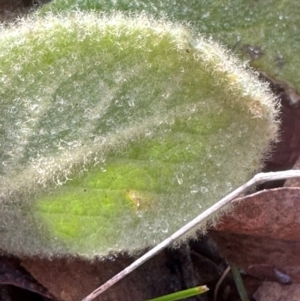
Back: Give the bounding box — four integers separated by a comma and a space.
0, 12, 279, 257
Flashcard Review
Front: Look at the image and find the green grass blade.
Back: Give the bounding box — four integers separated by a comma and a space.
145, 285, 209, 301
230, 264, 249, 301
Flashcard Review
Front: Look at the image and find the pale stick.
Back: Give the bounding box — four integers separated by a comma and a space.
81, 170, 300, 301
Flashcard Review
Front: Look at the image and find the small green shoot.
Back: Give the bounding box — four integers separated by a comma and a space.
230, 264, 249, 301
145, 285, 209, 301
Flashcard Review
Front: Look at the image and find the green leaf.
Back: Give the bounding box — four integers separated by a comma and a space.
39, 0, 300, 91
0, 12, 278, 257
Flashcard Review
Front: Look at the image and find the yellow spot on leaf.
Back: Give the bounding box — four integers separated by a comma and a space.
127, 189, 157, 210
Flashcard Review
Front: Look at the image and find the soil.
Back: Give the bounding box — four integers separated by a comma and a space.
0, 0, 49, 21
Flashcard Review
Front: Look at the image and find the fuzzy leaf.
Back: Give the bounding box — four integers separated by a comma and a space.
0, 12, 278, 257
39, 0, 300, 91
